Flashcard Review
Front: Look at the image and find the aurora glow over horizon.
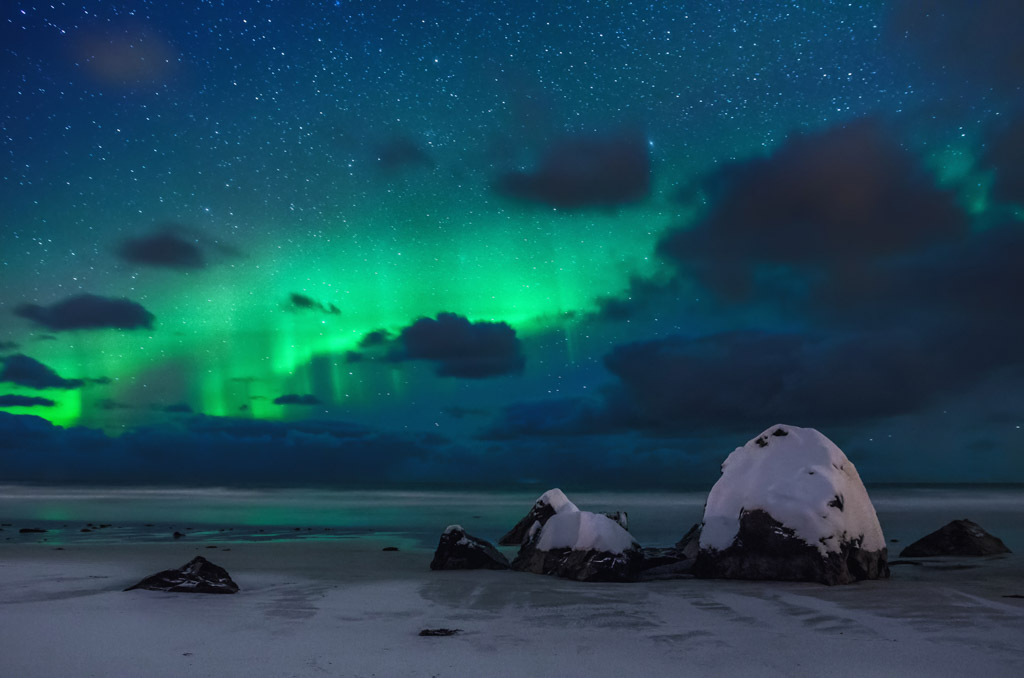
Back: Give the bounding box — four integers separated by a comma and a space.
2, 1, 1023, 487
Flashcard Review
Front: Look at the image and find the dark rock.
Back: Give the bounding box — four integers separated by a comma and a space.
634, 523, 703, 581
19, 528, 46, 533
382, 546, 400, 552
430, 526, 509, 571
899, 519, 1012, 557
81, 528, 92, 533
124, 556, 239, 594
637, 547, 694, 580
694, 509, 889, 586
512, 542, 643, 582
675, 523, 702, 561
499, 493, 563, 546
172, 531, 185, 539
419, 628, 460, 636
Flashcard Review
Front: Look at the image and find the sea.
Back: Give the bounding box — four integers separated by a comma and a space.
2, 484, 1023, 552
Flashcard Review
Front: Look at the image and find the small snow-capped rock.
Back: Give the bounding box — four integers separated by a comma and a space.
695, 425, 888, 585
512, 508, 643, 582
499, 488, 578, 546
124, 556, 239, 594
899, 519, 1012, 557
430, 525, 509, 571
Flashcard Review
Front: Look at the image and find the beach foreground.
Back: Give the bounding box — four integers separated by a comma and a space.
2, 539, 1023, 677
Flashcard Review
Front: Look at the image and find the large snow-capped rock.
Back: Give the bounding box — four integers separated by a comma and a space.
499, 488, 578, 546
694, 425, 889, 585
511, 497, 643, 582
430, 525, 510, 570
124, 556, 239, 594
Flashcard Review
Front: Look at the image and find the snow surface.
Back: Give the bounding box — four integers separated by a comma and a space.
699, 424, 886, 555
536, 510, 638, 554
537, 488, 579, 514
3, 499, 1024, 678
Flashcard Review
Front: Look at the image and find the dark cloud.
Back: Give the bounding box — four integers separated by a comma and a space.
484, 396, 617, 439
0, 411, 724, 489
604, 330, 953, 429
0, 412, 447, 487
374, 136, 435, 172
358, 329, 393, 348
591, 274, 680, 322
0, 341, 19, 351
658, 119, 967, 302
0, 395, 56, 407
273, 394, 322, 405
162, 403, 194, 413
497, 223, 1024, 438
888, 0, 1024, 96
0, 354, 84, 390
287, 293, 340, 315
85, 376, 113, 386
14, 294, 155, 331
364, 312, 525, 378
493, 129, 651, 209
118, 229, 205, 270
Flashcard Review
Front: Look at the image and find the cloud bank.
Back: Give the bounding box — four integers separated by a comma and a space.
14, 294, 155, 331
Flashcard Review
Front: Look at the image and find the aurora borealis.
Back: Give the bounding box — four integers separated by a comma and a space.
1, 1, 1022, 487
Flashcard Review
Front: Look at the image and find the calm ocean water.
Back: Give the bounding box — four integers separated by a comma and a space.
2, 484, 1023, 551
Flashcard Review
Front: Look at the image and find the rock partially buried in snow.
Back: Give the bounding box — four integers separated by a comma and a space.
511, 499, 643, 582
430, 525, 509, 570
499, 488, 578, 546
124, 556, 239, 594
694, 425, 889, 585
899, 519, 1012, 557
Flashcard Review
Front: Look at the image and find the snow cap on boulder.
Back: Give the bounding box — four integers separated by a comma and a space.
499, 488, 579, 545
536, 510, 638, 554
700, 424, 885, 556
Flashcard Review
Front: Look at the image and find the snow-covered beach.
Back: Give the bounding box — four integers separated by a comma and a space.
3, 538, 1024, 677
2, 486, 1024, 677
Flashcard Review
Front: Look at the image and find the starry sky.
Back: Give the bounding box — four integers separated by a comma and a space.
1, 0, 1022, 488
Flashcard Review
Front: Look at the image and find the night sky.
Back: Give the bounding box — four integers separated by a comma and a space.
1, 1, 1022, 488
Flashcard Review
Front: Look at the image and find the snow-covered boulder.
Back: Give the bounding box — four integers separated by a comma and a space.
124, 556, 239, 594
499, 488, 578, 546
694, 425, 889, 585
899, 519, 1012, 557
430, 525, 510, 571
511, 507, 643, 582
